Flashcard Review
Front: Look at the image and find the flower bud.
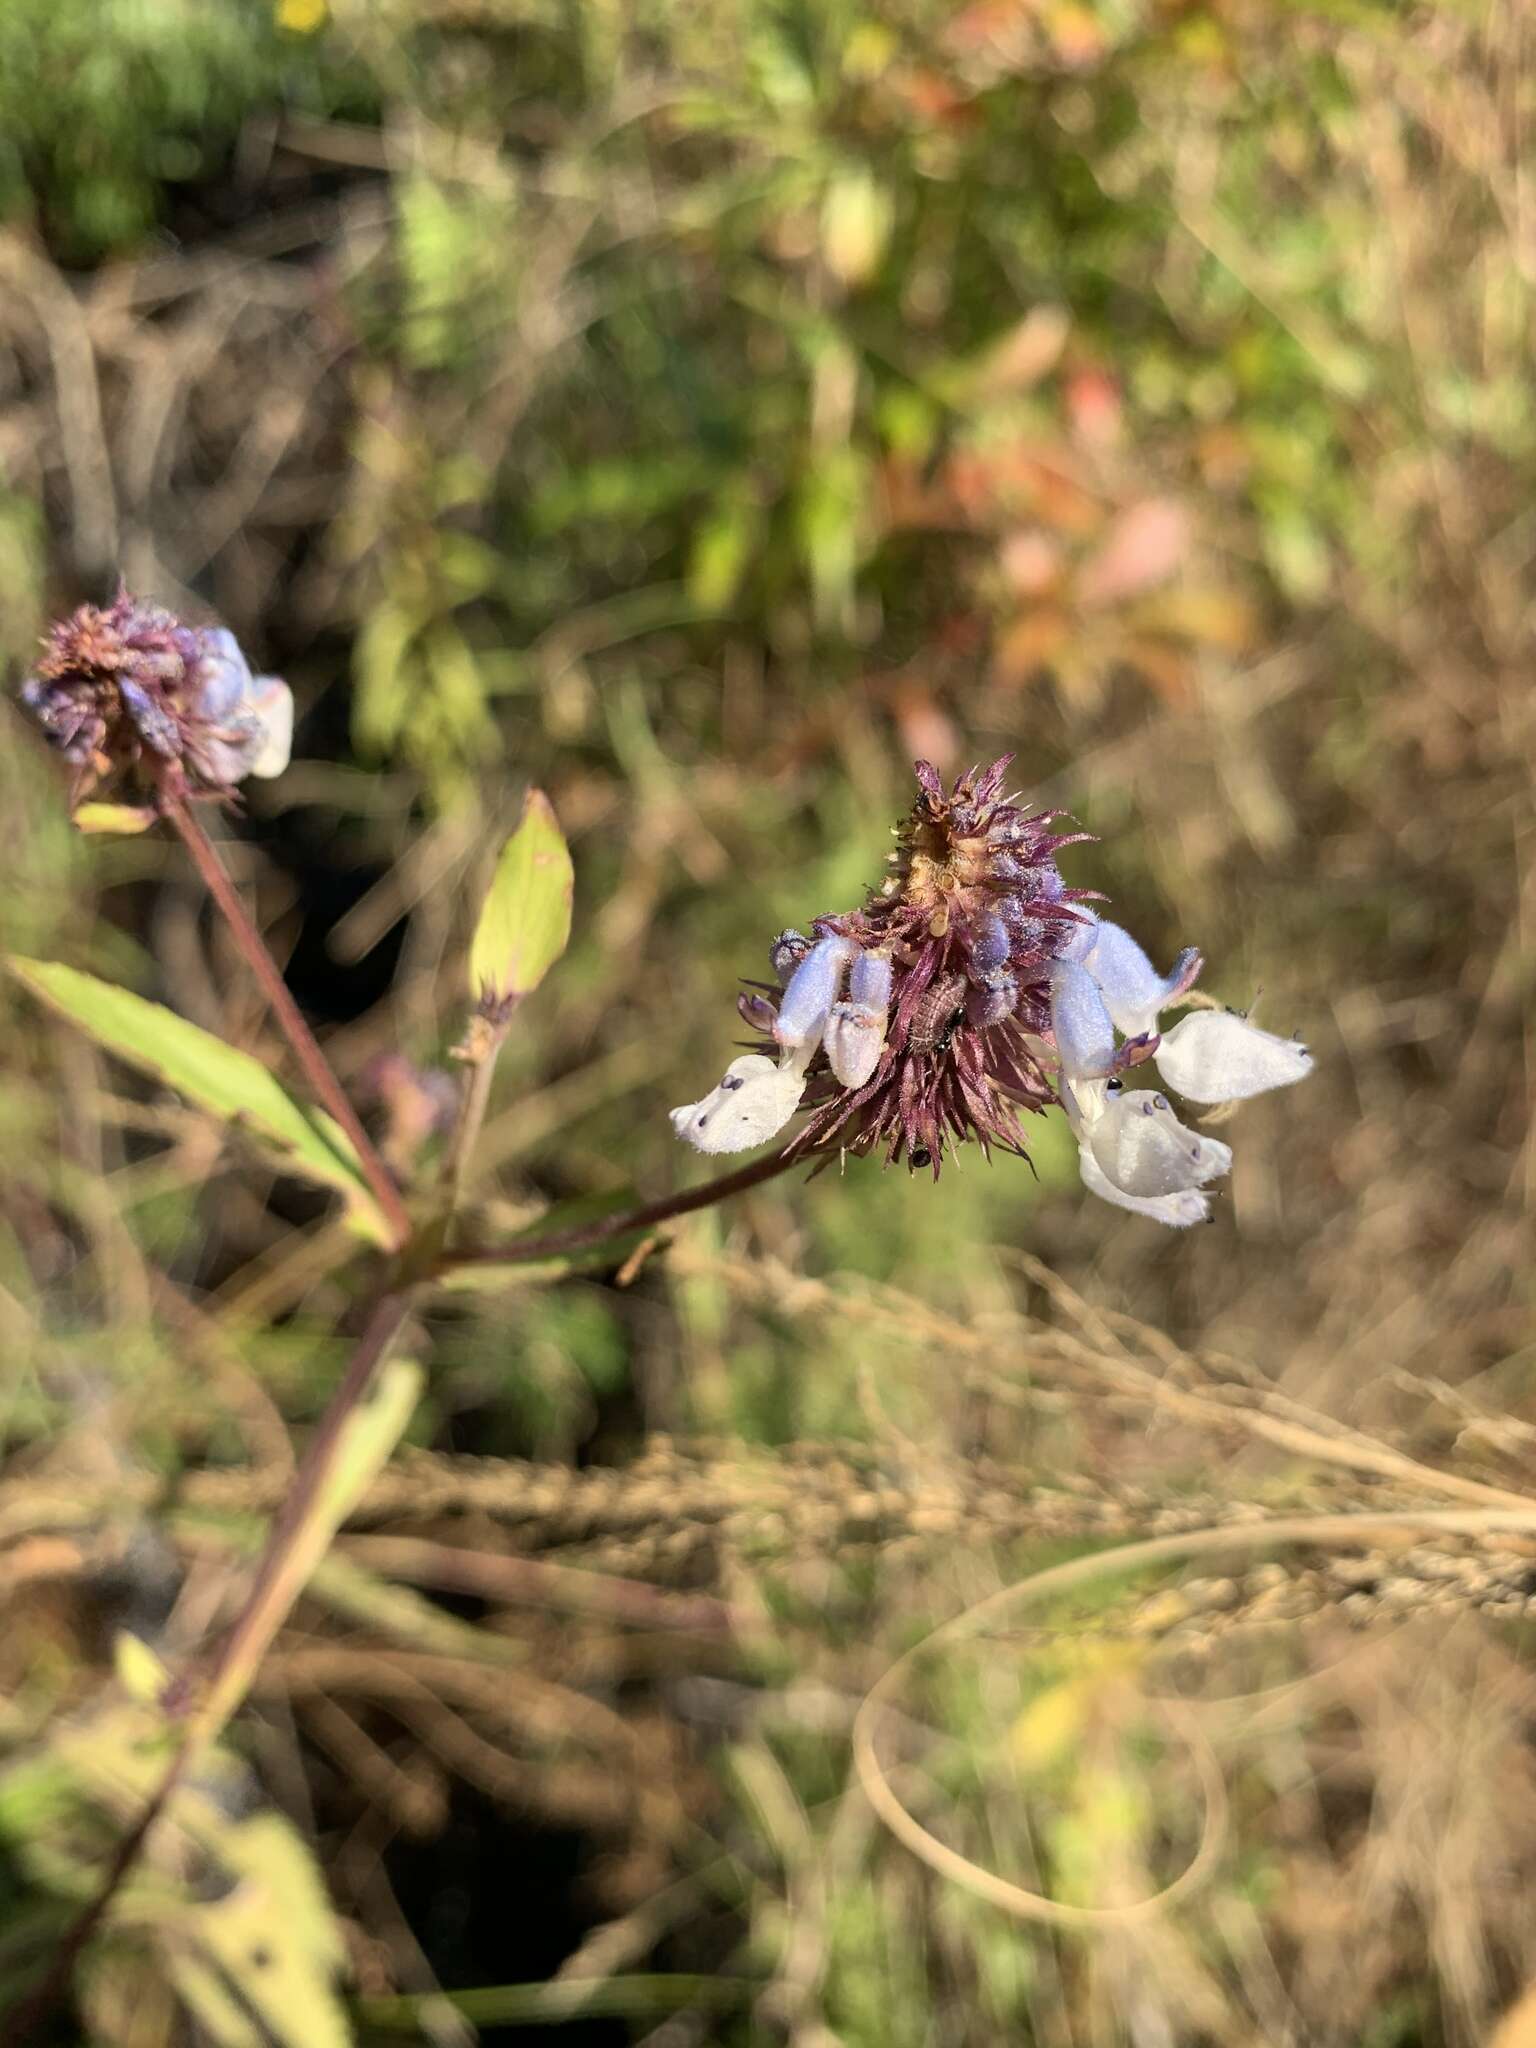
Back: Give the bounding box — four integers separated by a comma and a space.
824, 1002, 886, 1088
770, 930, 811, 985
1080, 920, 1202, 1039
738, 990, 780, 1034
193, 627, 253, 723
967, 974, 1018, 1027
969, 911, 1011, 977
468, 791, 574, 1015
773, 935, 855, 1051
849, 948, 893, 1011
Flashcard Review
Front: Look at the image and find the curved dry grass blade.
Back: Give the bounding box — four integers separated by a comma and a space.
853, 1506, 1536, 1929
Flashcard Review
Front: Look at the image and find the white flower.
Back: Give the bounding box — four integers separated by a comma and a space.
824, 1002, 884, 1087
1063, 1079, 1230, 1225
670, 1051, 810, 1155
1049, 960, 1121, 1081
243, 674, 294, 779
1076, 1148, 1216, 1228
674, 939, 894, 1156
1050, 904, 1314, 1226
189, 627, 294, 785
1082, 1087, 1232, 1198
1153, 1009, 1313, 1104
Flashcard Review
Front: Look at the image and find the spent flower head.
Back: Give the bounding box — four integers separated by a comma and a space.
672, 755, 1314, 1224
18, 588, 293, 810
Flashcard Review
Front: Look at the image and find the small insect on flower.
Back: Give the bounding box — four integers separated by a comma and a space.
906, 974, 968, 1055
671, 754, 1316, 1227
17, 588, 293, 812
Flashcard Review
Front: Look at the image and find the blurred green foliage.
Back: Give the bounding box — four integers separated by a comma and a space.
0, 0, 372, 259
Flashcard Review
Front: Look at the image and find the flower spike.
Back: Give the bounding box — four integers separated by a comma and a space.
669, 755, 1314, 1221
19, 590, 294, 810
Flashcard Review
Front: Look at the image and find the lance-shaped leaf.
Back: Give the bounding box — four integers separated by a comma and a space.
469, 789, 574, 1009
6, 956, 392, 1245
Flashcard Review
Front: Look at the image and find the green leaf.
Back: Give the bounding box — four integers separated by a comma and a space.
688, 490, 764, 613
468, 790, 574, 1007
352, 599, 423, 755
6, 957, 391, 1245
820, 166, 893, 287
113, 1632, 168, 1705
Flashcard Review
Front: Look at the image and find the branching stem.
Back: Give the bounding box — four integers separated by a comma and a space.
13, 807, 813, 2042
437, 1143, 809, 1273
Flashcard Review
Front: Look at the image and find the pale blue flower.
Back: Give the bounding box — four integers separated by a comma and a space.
1055, 907, 1314, 1224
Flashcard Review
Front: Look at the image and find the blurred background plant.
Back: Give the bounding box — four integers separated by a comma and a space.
2, 0, 1535, 2042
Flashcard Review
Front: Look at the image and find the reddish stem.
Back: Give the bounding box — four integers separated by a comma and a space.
437, 1142, 809, 1273
165, 800, 413, 1250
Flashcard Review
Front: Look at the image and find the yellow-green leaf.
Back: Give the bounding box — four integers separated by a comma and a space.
113, 1631, 168, 1704
820, 166, 894, 288
6, 957, 391, 1246
166, 1813, 349, 2048
468, 790, 573, 1006
73, 802, 158, 836
1010, 1641, 1145, 1772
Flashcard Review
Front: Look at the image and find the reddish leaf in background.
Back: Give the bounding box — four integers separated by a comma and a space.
1077, 498, 1192, 607
945, 0, 1029, 52
1065, 366, 1124, 449
1122, 637, 1198, 710
999, 528, 1064, 596
1046, 3, 1111, 71
978, 306, 1071, 395
890, 65, 981, 130
890, 683, 962, 772
935, 613, 984, 656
